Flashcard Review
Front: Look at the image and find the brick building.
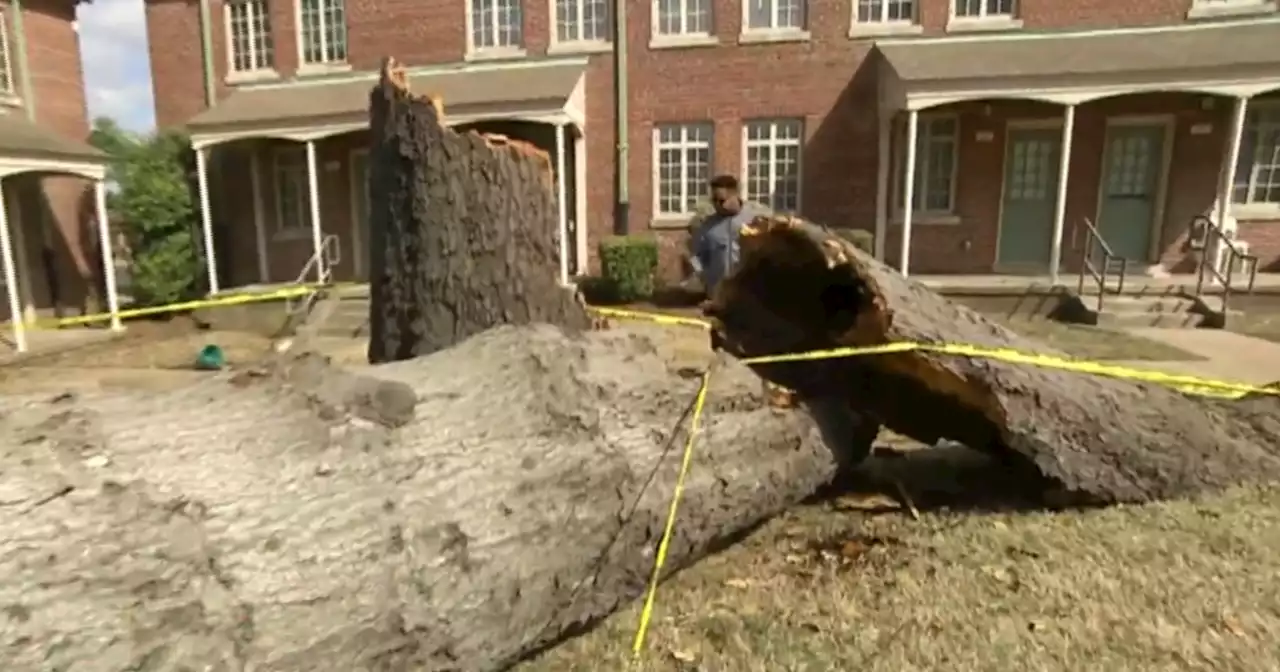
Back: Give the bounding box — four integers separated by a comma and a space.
144, 0, 1280, 290
0, 0, 119, 349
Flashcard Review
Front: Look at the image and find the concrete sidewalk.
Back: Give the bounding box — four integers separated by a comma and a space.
1115, 329, 1280, 386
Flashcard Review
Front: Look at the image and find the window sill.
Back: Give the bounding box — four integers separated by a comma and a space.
651, 216, 695, 231
548, 40, 613, 55
465, 47, 528, 62
649, 34, 719, 50
1231, 204, 1280, 222
892, 213, 962, 226
848, 22, 923, 39
945, 17, 1023, 33
1187, 1, 1276, 19
0, 93, 22, 109
225, 69, 282, 86
273, 229, 312, 242
296, 62, 353, 78
738, 29, 811, 45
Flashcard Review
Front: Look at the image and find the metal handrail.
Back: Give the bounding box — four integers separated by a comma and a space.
285, 234, 342, 317
1073, 217, 1129, 313
1191, 214, 1259, 315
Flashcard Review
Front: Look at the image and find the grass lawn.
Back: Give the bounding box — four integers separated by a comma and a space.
992, 318, 1204, 362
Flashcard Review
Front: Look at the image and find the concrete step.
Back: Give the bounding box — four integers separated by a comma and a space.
314, 297, 369, 338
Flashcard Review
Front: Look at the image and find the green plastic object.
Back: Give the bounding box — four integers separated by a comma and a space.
195, 344, 225, 371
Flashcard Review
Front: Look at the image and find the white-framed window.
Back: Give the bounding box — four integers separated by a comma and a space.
274, 148, 313, 234
951, 0, 1016, 19
744, 0, 807, 31
298, 0, 348, 66
894, 115, 959, 215
653, 0, 713, 36
743, 119, 803, 212
654, 123, 713, 217
0, 13, 14, 95
226, 0, 275, 74
555, 0, 610, 43
469, 0, 524, 51
1233, 104, 1280, 207
855, 0, 916, 24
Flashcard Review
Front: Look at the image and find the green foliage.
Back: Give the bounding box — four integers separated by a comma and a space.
89, 117, 201, 306
599, 236, 659, 302
834, 228, 875, 254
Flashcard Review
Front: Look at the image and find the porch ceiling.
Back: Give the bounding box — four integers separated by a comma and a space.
0, 113, 105, 171
186, 60, 587, 146
877, 20, 1280, 109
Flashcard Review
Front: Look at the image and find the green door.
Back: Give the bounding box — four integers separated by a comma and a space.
1097, 124, 1165, 261
997, 128, 1062, 268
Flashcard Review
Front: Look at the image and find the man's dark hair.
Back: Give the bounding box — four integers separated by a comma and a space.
709, 174, 739, 191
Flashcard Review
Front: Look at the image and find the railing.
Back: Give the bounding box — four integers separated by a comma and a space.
285, 234, 342, 318
1191, 214, 1259, 315
1073, 217, 1129, 313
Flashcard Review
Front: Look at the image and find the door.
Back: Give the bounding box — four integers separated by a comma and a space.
350, 151, 370, 279
1097, 123, 1166, 262
997, 127, 1062, 267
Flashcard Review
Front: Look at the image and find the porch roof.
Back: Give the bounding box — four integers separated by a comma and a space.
0, 113, 106, 180
186, 58, 588, 149
877, 20, 1280, 110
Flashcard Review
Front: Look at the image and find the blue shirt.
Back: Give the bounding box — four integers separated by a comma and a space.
689, 207, 759, 294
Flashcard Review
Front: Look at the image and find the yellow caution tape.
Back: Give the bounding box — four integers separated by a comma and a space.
5, 284, 331, 330
588, 306, 710, 330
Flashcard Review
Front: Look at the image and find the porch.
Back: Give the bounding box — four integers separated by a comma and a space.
874, 20, 1280, 280
0, 114, 122, 353
184, 57, 593, 294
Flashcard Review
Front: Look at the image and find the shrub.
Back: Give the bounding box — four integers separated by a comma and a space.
599, 236, 659, 302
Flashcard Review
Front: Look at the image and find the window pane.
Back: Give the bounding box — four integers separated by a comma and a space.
655, 123, 713, 216
746, 0, 771, 29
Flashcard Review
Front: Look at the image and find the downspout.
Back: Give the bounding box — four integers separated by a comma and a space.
197, 0, 216, 107
611, 0, 628, 235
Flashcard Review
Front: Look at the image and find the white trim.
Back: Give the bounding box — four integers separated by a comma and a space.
195, 148, 219, 293
0, 157, 105, 181
348, 147, 368, 278
0, 13, 16, 96
1234, 98, 1280, 211
650, 0, 715, 47
739, 0, 809, 40
93, 180, 122, 331
295, 0, 349, 68
1187, 0, 1278, 20
555, 123, 570, 285
548, 0, 611, 53
896, 75, 1280, 112
740, 118, 804, 213
946, 0, 1021, 32
849, 0, 922, 39
224, 0, 276, 80
651, 121, 714, 224
573, 126, 588, 273
890, 112, 959, 225
465, 0, 527, 60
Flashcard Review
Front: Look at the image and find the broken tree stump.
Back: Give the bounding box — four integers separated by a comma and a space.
706, 214, 1280, 505
0, 327, 834, 671
366, 57, 589, 363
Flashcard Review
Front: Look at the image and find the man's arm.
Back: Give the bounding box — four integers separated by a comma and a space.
687, 220, 706, 275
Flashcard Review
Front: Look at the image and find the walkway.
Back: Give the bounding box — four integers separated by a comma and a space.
1118, 329, 1280, 386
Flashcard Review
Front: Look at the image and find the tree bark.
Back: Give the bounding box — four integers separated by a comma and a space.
0, 326, 834, 671
366, 58, 590, 364
705, 214, 1280, 505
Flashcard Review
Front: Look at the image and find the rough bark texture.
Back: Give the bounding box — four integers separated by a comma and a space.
0, 326, 833, 671
706, 215, 1280, 505
366, 58, 589, 363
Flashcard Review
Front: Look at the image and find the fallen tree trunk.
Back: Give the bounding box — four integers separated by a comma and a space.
366, 57, 589, 363
0, 326, 833, 671
705, 215, 1280, 504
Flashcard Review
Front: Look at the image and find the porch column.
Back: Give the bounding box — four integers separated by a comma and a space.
898, 109, 920, 276
0, 179, 25, 352
305, 139, 325, 283
1048, 104, 1076, 285
873, 112, 891, 261
250, 148, 270, 283
555, 123, 569, 286
1216, 96, 1250, 229
573, 126, 588, 273
93, 181, 122, 331
194, 147, 219, 293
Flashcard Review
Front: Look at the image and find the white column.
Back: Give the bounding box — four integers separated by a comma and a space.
898, 109, 920, 277
0, 181, 24, 352
250, 147, 270, 283
93, 181, 122, 331
554, 123, 569, 286
873, 112, 891, 261
1048, 104, 1076, 285
194, 146, 218, 294
1216, 96, 1250, 229
305, 140, 324, 283
573, 128, 588, 273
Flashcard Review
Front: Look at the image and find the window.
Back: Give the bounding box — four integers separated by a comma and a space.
743, 120, 803, 212
470, 0, 524, 51
299, 0, 348, 65
226, 0, 274, 74
894, 116, 958, 214
745, 0, 806, 31
274, 148, 313, 234
654, 123, 713, 217
556, 0, 610, 43
0, 13, 13, 95
654, 0, 712, 36
855, 0, 916, 24
952, 0, 1015, 19
1233, 105, 1280, 207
